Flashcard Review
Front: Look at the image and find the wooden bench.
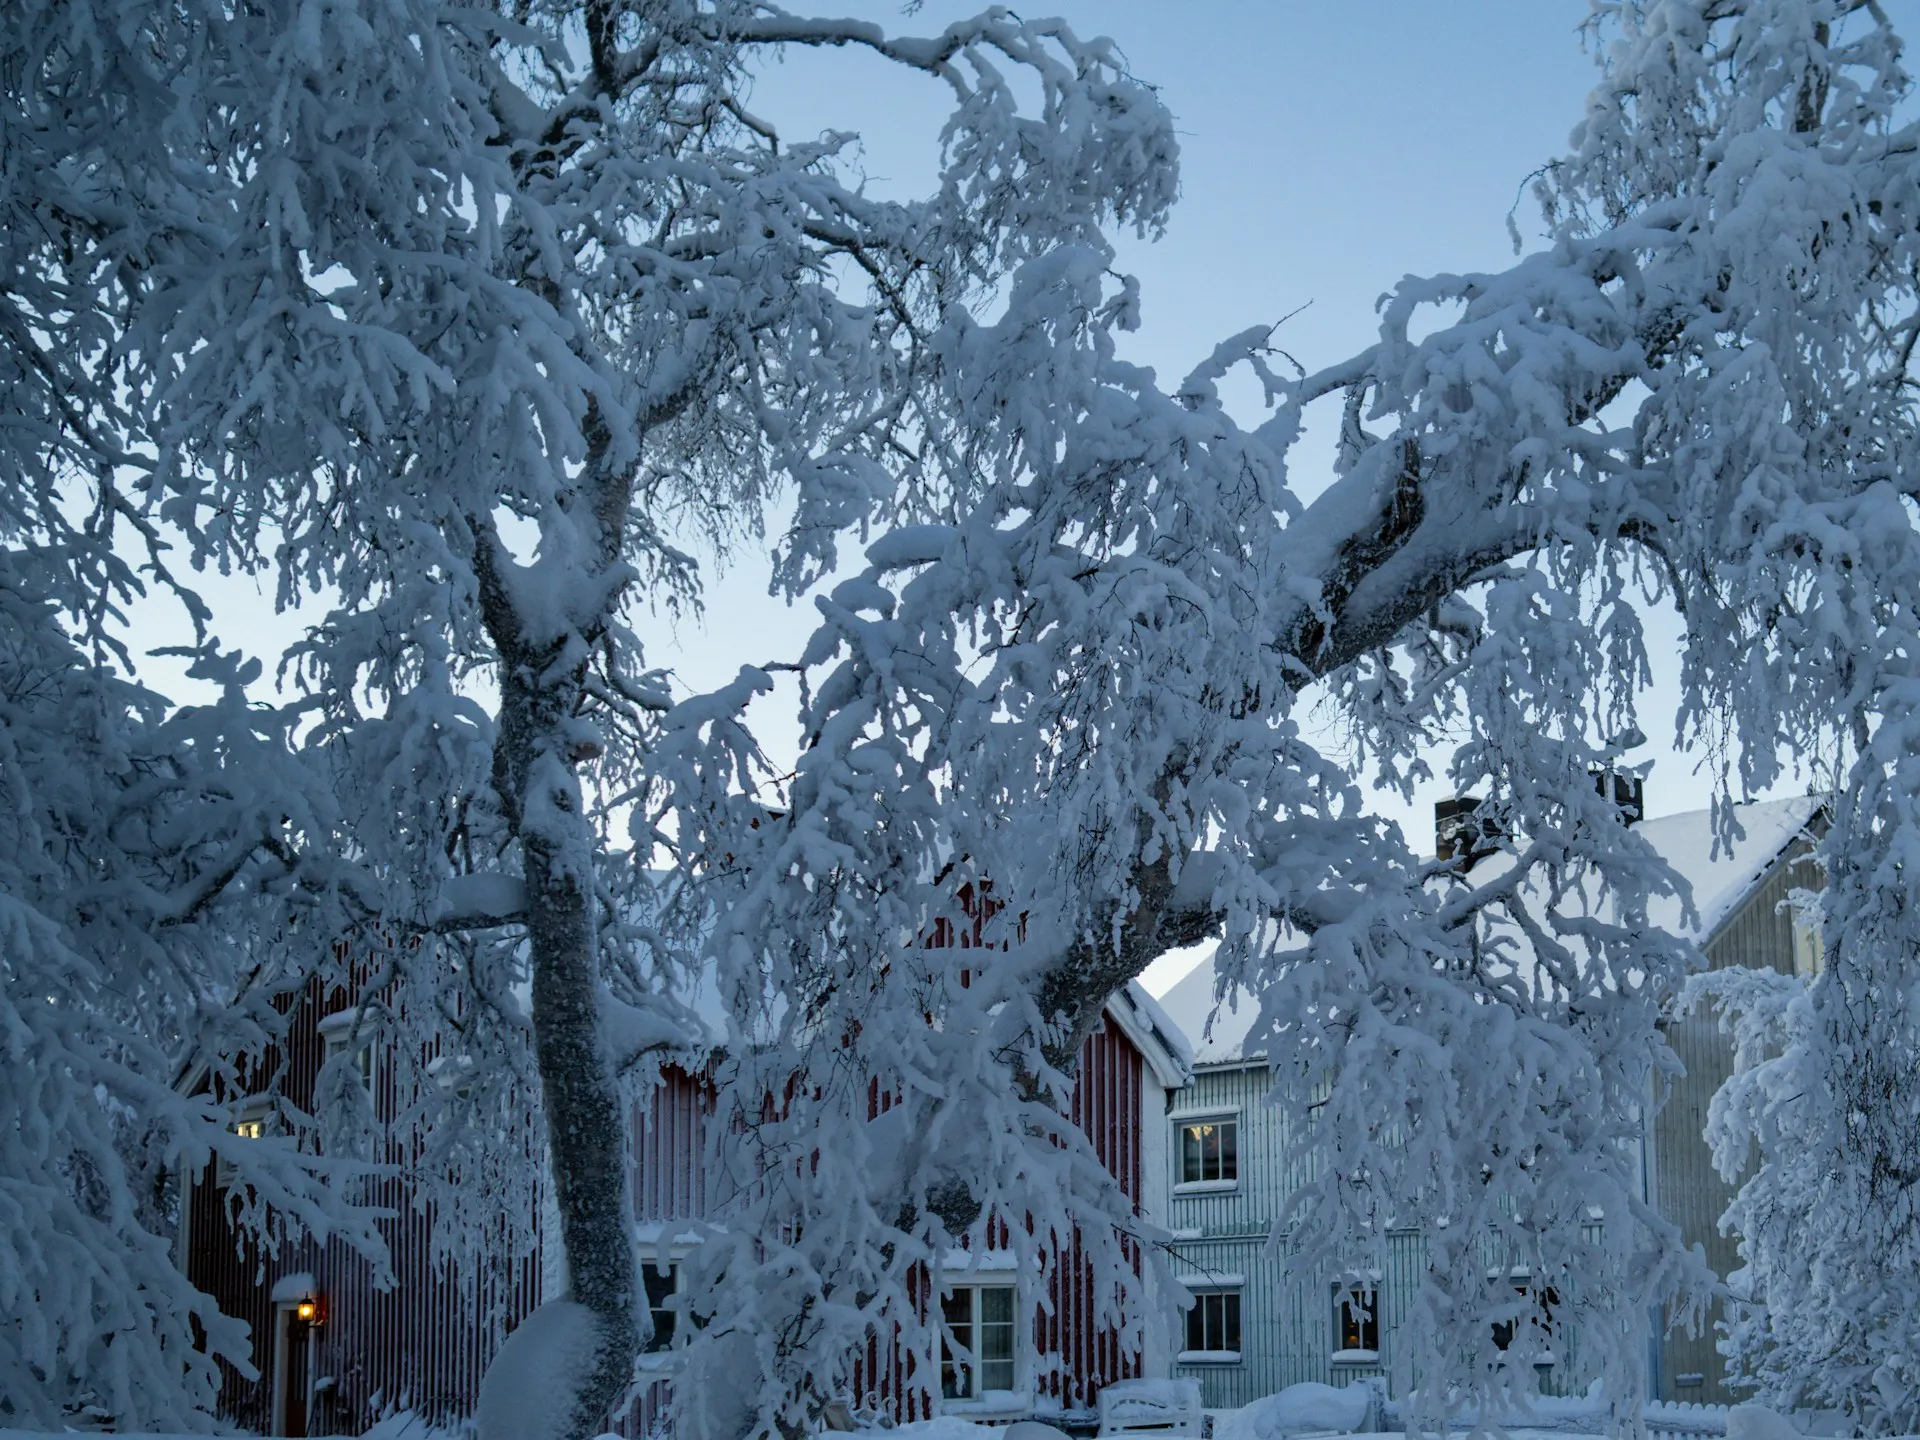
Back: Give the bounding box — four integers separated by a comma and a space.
1097, 1379, 1206, 1439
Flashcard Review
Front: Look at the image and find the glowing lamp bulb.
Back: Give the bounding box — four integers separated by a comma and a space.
296, 1299, 318, 1322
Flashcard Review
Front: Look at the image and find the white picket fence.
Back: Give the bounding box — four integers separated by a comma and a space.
1371, 1395, 1732, 1438
1643, 1399, 1731, 1440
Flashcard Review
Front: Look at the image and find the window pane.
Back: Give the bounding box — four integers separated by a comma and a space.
1186, 1291, 1240, 1353
979, 1287, 1016, 1392
1201, 1124, 1221, 1181
979, 1287, 1014, 1327
643, 1265, 676, 1353
941, 1289, 974, 1399
1181, 1125, 1203, 1183
1218, 1120, 1238, 1182
1338, 1288, 1378, 1351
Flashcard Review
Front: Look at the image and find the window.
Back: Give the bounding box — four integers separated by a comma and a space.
1334, 1284, 1379, 1358
940, 1285, 1016, 1399
1791, 905, 1826, 977
427, 1053, 475, 1099
1491, 1278, 1558, 1360
218, 1104, 271, 1188
1182, 1288, 1241, 1358
1177, 1116, 1238, 1186
642, 1263, 677, 1353
318, 1012, 374, 1090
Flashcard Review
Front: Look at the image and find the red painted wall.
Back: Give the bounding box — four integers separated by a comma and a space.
183, 975, 541, 1435
185, 972, 1154, 1432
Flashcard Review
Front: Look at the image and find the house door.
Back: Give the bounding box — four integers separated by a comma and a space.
273, 1305, 312, 1437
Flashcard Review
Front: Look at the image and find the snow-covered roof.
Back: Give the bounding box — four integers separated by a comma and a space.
1152, 949, 1267, 1069
652, 935, 1194, 1090
1108, 980, 1195, 1089
1149, 796, 1825, 1068
1631, 794, 1823, 943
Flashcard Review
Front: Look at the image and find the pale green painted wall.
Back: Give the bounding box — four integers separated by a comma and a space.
1652, 838, 1822, 1405
1162, 1064, 1583, 1407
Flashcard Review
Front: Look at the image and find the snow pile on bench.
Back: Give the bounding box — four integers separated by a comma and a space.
1098, 1378, 1205, 1437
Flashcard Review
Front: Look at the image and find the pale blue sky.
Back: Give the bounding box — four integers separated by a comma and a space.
144, 6, 1809, 976
670, 4, 1793, 856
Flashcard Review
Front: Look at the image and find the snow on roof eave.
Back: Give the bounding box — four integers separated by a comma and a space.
1688, 796, 1828, 951
1148, 942, 1273, 1070
1190, 1048, 1271, 1074
1107, 981, 1195, 1089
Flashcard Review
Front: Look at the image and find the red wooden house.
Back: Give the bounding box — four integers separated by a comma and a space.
181, 977, 1191, 1436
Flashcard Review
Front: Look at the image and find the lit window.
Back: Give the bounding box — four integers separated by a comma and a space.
218, 1106, 271, 1188
941, 1285, 1017, 1399
642, 1263, 677, 1353
1334, 1285, 1379, 1356
1183, 1289, 1241, 1357
1177, 1117, 1238, 1186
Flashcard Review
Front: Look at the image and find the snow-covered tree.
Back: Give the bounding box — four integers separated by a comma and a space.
64, 1, 1181, 1435
15, 0, 1920, 1434
1612, 3, 1920, 1428
2, 5, 394, 1424
664, 0, 1920, 1430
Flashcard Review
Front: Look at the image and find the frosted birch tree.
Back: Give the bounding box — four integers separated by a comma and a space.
14, 0, 1920, 1434
64, 2, 1183, 1437
664, 0, 1920, 1430
2, 4, 397, 1425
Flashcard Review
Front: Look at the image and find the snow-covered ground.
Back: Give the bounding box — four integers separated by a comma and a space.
12, 1391, 1904, 1440
0, 1416, 451, 1440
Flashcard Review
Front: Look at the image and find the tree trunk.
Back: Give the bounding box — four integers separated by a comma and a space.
498, 655, 638, 1440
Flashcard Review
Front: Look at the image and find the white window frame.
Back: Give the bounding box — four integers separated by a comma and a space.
938, 1282, 1022, 1407
1790, 903, 1826, 977
317, 1010, 375, 1091
1177, 1285, 1243, 1364
1331, 1277, 1381, 1363
1170, 1108, 1242, 1193
640, 1258, 681, 1355
426, 1052, 476, 1098
633, 1225, 704, 1365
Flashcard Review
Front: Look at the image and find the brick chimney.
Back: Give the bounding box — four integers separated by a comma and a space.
1435, 796, 1503, 867
1592, 767, 1647, 825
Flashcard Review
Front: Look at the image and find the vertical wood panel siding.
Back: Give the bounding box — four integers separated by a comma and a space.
1165, 1064, 1594, 1407
185, 974, 542, 1435
1654, 840, 1822, 1405
1046, 1022, 1145, 1409
189, 946, 1156, 1431
854, 1020, 1151, 1422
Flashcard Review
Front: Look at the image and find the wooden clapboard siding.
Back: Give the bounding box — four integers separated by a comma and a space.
1165, 1060, 1383, 1409
1166, 1060, 1310, 1408
855, 1017, 1154, 1422
1653, 837, 1823, 1405
1043, 1020, 1146, 1409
